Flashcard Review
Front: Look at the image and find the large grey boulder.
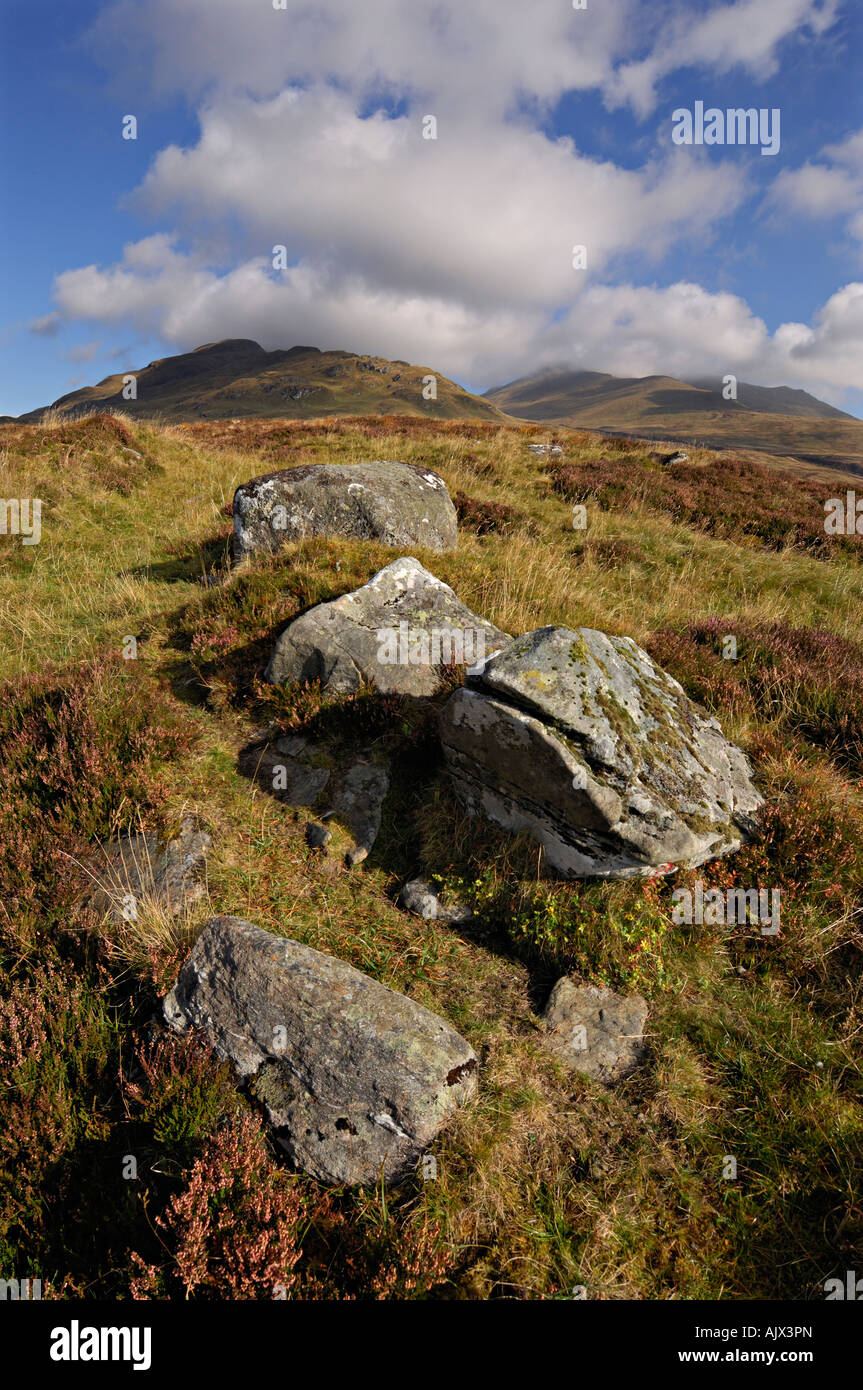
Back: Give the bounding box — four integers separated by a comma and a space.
233, 460, 458, 562
439, 626, 761, 879
265, 556, 510, 697
162, 915, 478, 1186
542, 978, 648, 1085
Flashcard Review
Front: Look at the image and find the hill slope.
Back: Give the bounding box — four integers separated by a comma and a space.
1, 410, 861, 1301
19, 339, 511, 425
485, 367, 863, 472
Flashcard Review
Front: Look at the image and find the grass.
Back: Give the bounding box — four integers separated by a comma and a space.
0, 409, 860, 1300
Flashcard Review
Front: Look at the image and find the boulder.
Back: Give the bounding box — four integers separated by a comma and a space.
542, 978, 648, 1085
88, 816, 210, 921
233, 460, 458, 562
163, 915, 478, 1186
438, 626, 761, 879
265, 556, 510, 697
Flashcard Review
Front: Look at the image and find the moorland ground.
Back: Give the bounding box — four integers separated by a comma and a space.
1, 411, 861, 1299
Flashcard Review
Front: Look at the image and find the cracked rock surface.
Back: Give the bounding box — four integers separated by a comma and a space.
233, 460, 458, 562
163, 914, 478, 1185
265, 555, 510, 696
439, 625, 762, 879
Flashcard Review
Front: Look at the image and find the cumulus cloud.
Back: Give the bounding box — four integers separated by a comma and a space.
37, 0, 855, 407
86, 0, 631, 115
766, 128, 863, 252
125, 87, 745, 313
52, 235, 863, 400
87, 0, 839, 118
610, 0, 840, 117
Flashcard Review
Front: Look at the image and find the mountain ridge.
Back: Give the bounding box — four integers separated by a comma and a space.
18, 339, 509, 426
483, 365, 863, 472
484, 365, 855, 423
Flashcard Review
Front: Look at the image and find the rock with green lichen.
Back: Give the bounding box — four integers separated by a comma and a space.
233, 459, 459, 561
438, 626, 761, 879
265, 556, 510, 696
162, 914, 478, 1186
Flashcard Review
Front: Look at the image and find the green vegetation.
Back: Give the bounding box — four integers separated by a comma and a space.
0, 410, 860, 1299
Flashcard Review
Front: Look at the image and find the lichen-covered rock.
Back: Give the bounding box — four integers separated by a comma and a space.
162, 915, 478, 1186
233, 460, 458, 562
88, 817, 210, 921
265, 556, 509, 696
398, 879, 474, 925
542, 978, 648, 1085
439, 626, 761, 879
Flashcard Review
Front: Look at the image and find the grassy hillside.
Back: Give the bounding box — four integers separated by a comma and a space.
16, 340, 510, 426
486, 369, 863, 474
1, 412, 861, 1300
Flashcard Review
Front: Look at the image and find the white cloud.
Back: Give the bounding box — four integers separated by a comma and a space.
125, 86, 745, 314
87, 0, 839, 117
611, 0, 840, 117
39, 0, 855, 408
767, 128, 863, 250
52, 236, 863, 401
29, 311, 62, 337
87, 0, 631, 115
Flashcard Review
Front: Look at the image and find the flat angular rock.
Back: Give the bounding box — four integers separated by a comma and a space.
238, 742, 330, 806
233, 460, 458, 562
542, 978, 648, 1085
439, 626, 761, 879
162, 915, 478, 1185
265, 556, 510, 697
329, 762, 389, 865
88, 816, 210, 921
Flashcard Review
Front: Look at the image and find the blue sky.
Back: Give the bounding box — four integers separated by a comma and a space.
2, 0, 861, 417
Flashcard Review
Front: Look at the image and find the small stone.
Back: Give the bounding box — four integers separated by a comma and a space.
398, 878, 474, 925
542, 977, 648, 1085
305, 822, 332, 849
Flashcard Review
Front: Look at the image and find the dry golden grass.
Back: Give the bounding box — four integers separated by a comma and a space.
1, 410, 861, 1300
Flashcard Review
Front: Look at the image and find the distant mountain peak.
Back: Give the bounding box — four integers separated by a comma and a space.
17, 341, 509, 426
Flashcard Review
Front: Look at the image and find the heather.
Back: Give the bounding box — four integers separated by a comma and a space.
549, 452, 863, 559
0, 412, 860, 1300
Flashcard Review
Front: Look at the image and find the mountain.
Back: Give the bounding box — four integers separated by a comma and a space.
484, 367, 863, 473
18, 339, 510, 425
